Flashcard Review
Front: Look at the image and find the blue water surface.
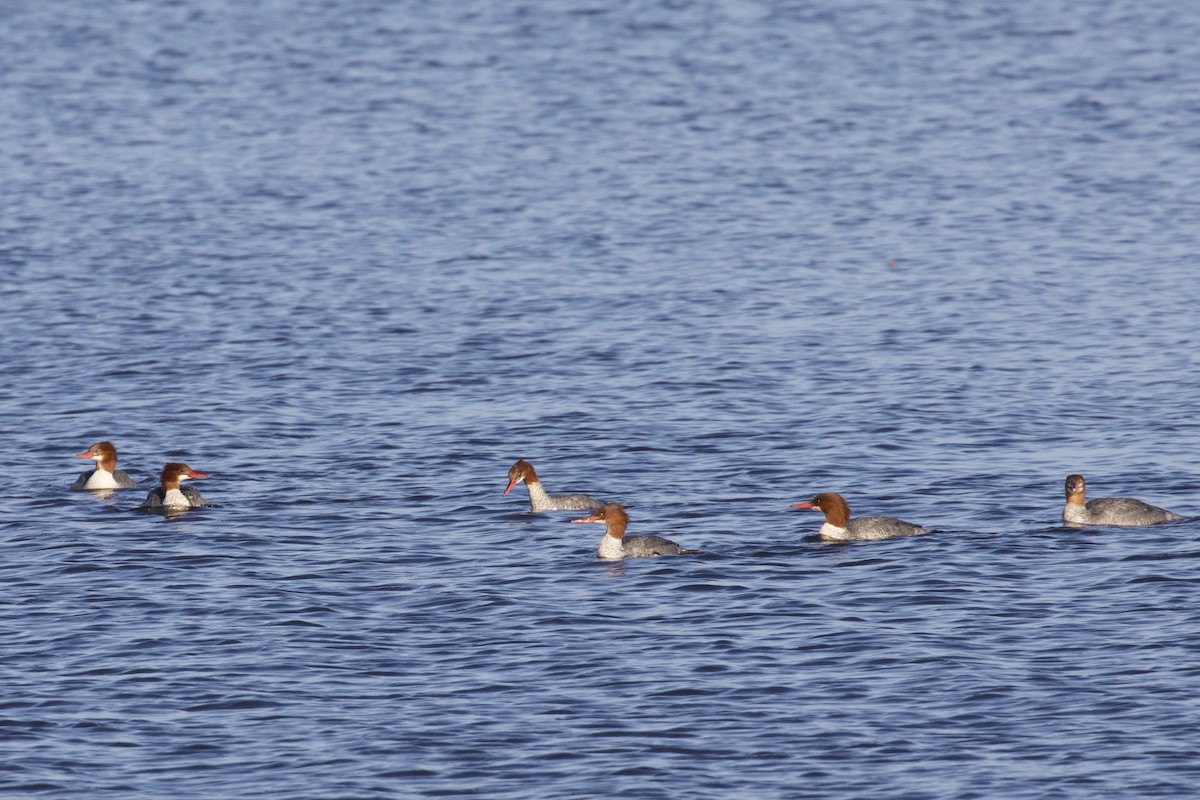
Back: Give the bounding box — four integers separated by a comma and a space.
2, 1, 1200, 797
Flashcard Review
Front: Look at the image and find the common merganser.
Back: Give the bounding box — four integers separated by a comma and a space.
139, 463, 210, 510
1062, 474, 1183, 527
504, 459, 603, 512
570, 503, 701, 560
791, 492, 927, 542
72, 441, 137, 490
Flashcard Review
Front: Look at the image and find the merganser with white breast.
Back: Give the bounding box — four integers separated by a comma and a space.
139, 463, 210, 510
73, 441, 137, 490
570, 503, 701, 560
505, 459, 603, 512
792, 492, 927, 542
1062, 474, 1183, 527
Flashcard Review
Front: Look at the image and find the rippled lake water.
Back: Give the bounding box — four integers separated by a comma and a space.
3, 1, 1200, 797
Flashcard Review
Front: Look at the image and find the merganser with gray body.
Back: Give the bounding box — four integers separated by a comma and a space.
1062, 474, 1183, 527
792, 492, 927, 542
571, 503, 701, 560
504, 459, 603, 512
72, 441, 137, 490
140, 463, 210, 510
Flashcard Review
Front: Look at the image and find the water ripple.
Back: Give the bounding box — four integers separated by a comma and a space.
3, 0, 1200, 798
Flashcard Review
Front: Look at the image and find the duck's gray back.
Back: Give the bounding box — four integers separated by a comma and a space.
844, 516, 928, 541
1084, 497, 1181, 526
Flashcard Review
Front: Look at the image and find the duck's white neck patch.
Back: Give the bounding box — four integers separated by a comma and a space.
597, 533, 625, 560
819, 521, 850, 541
1062, 503, 1088, 524
525, 480, 552, 511
84, 468, 119, 490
